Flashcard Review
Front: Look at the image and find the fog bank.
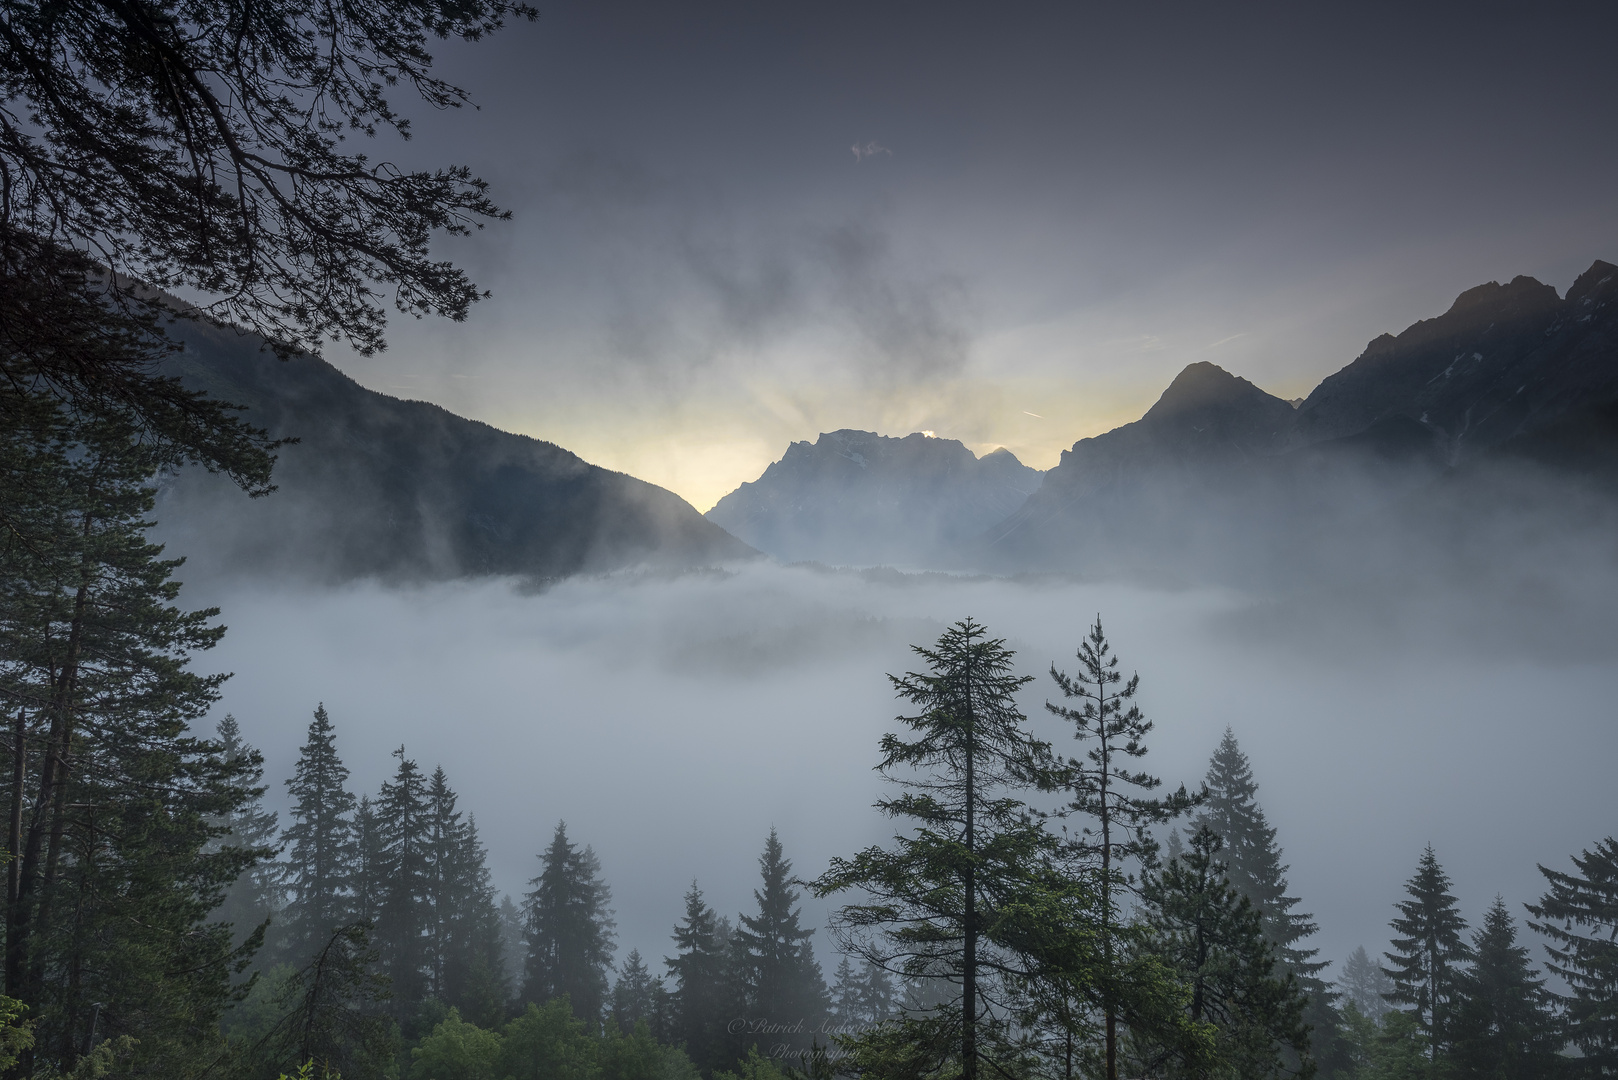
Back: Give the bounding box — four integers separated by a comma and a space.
192, 563, 1618, 982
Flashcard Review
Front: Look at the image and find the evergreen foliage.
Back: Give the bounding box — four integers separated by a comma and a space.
0, 0, 532, 364
281, 706, 358, 967
523, 821, 616, 1028
733, 829, 829, 1056
246, 922, 397, 1080
422, 772, 506, 1024
814, 618, 1119, 1080
351, 796, 385, 927
666, 882, 743, 1074
829, 957, 863, 1031
611, 949, 669, 1039
1192, 730, 1326, 983
1448, 897, 1564, 1079
1046, 616, 1198, 1080
1383, 847, 1472, 1060
213, 715, 285, 949
374, 747, 433, 1021
1133, 825, 1313, 1079
1190, 730, 1340, 1076
0, 411, 263, 1074
1527, 837, 1618, 1073
1340, 947, 1396, 1022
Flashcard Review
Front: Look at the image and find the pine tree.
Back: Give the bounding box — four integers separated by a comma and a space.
211, 714, 284, 948
1190, 729, 1340, 1077
666, 882, 742, 1074
814, 618, 1114, 1080
281, 704, 358, 966
612, 949, 669, 1038
374, 746, 432, 1019
858, 960, 896, 1026
522, 821, 616, 1026
352, 796, 385, 926
734, 829, 829, 1054
829, 957, 863, 1029
1133, 825, 1312, 1079
499, 896, 527, 1000
1383, 846, 1471, 1060
1192, 730, 1325, 982
1526, 837, 1618, 1073
1046, 616, 1197, 1080
421, 767, 506, 1025
0, 411, 261, 1074
1448, 897, 1563, 1079
1340, 946, 1396, 1022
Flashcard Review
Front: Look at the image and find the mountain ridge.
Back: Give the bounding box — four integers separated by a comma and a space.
706, 429, 1041, 566
155, 321, 756, 582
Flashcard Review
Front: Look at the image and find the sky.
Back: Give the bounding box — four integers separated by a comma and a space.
320, 0, 1618, 510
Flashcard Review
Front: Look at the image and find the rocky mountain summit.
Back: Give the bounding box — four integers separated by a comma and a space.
713, 260, 1618, 580
985, 259, 1618, 579
706, 430, 1041, 565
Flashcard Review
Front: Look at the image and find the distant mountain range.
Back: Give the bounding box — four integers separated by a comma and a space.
717, 259, 1618, 581
155, 323, 754, 582
706, 430, 1041, 566
157, 258, 1617, 586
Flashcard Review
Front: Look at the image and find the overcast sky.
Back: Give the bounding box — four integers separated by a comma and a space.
330, 0, 1618, 509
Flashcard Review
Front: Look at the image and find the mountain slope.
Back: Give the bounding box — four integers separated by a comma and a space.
705, 430, 1041, 565
155, 323, 755, 581
1296, 260, 1618, 457
981, 259, 1618, 580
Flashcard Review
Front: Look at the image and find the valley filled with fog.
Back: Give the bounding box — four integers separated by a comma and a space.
194, 560, 1618, 989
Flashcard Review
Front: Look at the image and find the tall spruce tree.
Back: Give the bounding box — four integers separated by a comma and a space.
612, 949, 670, 1039
422, 769, 506, 1025
1192, 731, 1325, 982
1133, 825, 1312, 1079
858, 960, 896, 1026
814, 618, 1114, 1080
1448, 897, 1563, 1079
734, 829, 829, 1052
522, 821, 616, 1026
374, 747, 432, 1021
1046, 616, 1197, 1080
499, 896, 528, 1001
830, 957, 863, 1030
1190, 730, 1339, 1074
351, 796, 385, 927
212, 715, 284, 948
1526, 837, 1618, 1073
666, 882, 742, 1074
1339, 947, 1395, 1022
0, 411, 262, 1074
280, 704, 359, 966
1383, 846, 1471, 1061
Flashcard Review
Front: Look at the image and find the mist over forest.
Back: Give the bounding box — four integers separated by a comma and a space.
198, 563, 1618, 978
4, 2, 1618, 1080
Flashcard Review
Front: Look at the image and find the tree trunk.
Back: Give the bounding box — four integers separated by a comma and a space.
7, 567, 89, 1080
1100, 688, 1117, 1080
961, 656, 977, 1080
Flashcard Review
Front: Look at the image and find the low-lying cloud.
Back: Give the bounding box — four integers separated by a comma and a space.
193, 560, 1618, 983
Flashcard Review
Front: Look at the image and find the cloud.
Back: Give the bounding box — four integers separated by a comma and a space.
851, 141, 893, 162
532, 145, 975, 387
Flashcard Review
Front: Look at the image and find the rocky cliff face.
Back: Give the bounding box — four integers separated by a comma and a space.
154, 323, 756, 582
1296, 261, 1618, 458
705, 430, 1041, 566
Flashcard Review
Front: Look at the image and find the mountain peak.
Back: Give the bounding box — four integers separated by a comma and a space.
1144, 362, 1285, 423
